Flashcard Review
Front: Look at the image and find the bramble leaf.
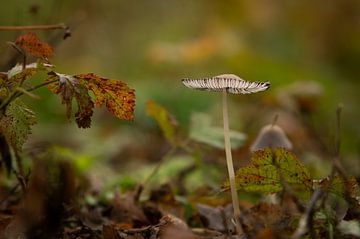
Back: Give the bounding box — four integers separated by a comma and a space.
75, 73, 135, 121
15, 32, 54, 59
0, 99, 36, 151
47, 72, 94, 128
146, 100, 178, 145
46, 72, 135, 128
224, 148, 312, 197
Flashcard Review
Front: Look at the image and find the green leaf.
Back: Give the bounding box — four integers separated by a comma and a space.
146, 100, 179, 145
224, 148, 313, 197
0, 99, 36, 151
189, 112, 246, 149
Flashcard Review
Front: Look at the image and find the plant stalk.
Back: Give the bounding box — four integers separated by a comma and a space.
0, 23, 67, 31
222, 89, 242, 235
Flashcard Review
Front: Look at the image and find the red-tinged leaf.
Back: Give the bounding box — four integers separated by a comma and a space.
75, 73, 135, 121
146, 100, 178, 145
15, 32, 53, 59
46, 72, 94, 128
224, 148, 313, 198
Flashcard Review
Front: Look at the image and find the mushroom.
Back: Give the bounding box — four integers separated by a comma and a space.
250, 124, 293, 152
182, 74, 270, 234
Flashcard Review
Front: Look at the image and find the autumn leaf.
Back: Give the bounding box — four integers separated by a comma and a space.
146, 100, 178, 145
224, 148, 313, 197
46, 72, 135, 128
15, 32, 54, 59
47, 72, 94, 128
0, 99, 36, 152
75, 73, 135, 121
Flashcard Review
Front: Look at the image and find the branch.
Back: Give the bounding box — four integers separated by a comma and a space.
0, 23, 67, 31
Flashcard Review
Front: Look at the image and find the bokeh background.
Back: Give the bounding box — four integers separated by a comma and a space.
1, 0, 359, 191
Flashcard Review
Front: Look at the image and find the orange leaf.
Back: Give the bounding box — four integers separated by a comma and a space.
75, 73, 135, 121
15, 32, 53, 59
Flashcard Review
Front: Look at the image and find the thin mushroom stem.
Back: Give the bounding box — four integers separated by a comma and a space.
222, 89, 242, 235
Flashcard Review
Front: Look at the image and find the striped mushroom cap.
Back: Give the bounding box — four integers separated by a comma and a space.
182, 74, 270, 94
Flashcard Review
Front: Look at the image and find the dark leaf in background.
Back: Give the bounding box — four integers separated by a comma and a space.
5, 158, 76, 239
0, 134, 12, 174
196, 203, 234, 233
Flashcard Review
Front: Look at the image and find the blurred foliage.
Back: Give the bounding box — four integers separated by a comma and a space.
0, 1, 359, 237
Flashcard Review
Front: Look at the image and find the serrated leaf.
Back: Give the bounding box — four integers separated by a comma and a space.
224, 148, 313, 197
146, 100, 178, 145
189, 112, 246, 149
15, 32, 53, 59
0, 99, 36, 151
47, 72, 135, 128
47, 72, 94, 128
75, 73, 135, 121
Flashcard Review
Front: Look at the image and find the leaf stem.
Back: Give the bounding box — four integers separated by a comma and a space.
0, 79, 58, 111
222, 89, 243, 235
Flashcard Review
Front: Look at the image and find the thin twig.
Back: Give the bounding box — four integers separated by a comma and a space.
142, 146, 178, 191
292, 189, 323, 239
0, 23, 67, 31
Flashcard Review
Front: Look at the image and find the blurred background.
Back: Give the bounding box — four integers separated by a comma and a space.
1, 0, 359, 192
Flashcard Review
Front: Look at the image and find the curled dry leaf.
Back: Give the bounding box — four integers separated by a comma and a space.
15, 32, 54, 59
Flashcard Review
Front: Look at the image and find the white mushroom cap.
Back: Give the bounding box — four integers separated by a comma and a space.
182, 74, 270, 94
250, 124, 293, 152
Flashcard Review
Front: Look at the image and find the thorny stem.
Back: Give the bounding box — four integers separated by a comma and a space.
0, 23, 67, 31
222, 89, 243, 235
